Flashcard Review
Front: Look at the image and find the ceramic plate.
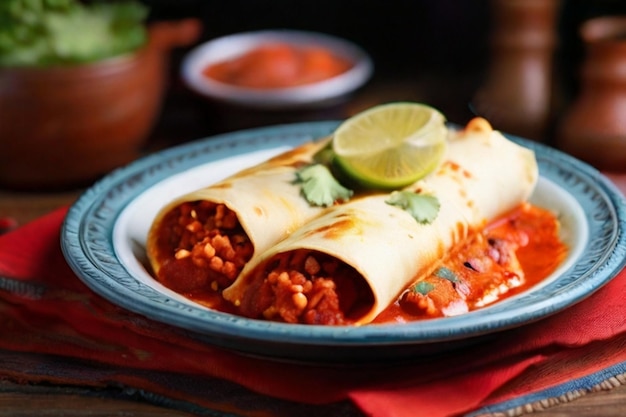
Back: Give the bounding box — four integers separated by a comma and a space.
62, 121, 626, 364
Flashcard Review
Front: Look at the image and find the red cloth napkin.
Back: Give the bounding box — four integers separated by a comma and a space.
1, 175, 625, 417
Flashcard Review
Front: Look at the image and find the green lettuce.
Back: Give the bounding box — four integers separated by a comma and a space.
0, 0, 148, 66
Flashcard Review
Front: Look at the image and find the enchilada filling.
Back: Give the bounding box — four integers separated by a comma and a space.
234, 250, 374, 325
151, 201, 253, 293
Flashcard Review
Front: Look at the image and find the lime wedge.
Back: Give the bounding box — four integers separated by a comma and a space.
332, 102, 448, 189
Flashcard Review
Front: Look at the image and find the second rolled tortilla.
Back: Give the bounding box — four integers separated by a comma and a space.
222, 119, 539, 324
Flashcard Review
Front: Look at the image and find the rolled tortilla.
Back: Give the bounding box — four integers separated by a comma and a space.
222, 118, 539, 325
146, 138, 331, 293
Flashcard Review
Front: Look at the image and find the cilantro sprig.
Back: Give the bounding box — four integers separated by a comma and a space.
385, 190, 440, 224
413, 281, 435, 295
295, 164, 353, 207
434, 266, 459, 283
297, 142, 441, 224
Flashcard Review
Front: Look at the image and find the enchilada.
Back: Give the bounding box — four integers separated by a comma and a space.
222, 119, 545, 324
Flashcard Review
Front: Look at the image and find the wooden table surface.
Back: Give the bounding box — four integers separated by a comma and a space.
1, 72, 626, 416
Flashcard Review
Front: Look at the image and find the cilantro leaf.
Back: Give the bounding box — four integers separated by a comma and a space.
434, 266, 459, 283
385, 190, 440, 224
295, 164, 353, 207
413, 281, 435, 295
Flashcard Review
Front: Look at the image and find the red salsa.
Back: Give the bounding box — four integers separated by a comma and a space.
202, 42, 353, 89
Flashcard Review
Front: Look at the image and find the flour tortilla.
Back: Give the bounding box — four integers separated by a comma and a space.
146, 138, 331, 280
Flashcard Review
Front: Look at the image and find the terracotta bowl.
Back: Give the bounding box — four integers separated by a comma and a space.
0, 19, 200, 190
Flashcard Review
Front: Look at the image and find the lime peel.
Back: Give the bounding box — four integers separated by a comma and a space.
332, 102, 448, 190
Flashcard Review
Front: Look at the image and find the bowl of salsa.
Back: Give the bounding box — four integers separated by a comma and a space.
181, 30, 373, 109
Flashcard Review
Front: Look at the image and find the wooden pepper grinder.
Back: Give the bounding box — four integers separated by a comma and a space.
472, 0, 561, 142
556, 16, 626, 172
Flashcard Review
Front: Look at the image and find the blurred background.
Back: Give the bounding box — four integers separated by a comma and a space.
143, 0, 495, 147
140, 0, 626, 142
2, 0, 626, 198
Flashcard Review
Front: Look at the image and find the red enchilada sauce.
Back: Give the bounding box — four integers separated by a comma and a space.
202, 42, 353, 89
373, 202, 568, 323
